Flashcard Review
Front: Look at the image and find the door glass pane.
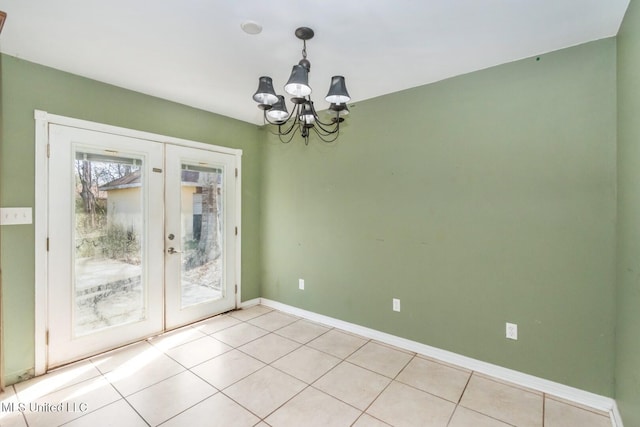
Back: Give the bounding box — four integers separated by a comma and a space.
180, 165, 224, 307
74, 152, 145, 336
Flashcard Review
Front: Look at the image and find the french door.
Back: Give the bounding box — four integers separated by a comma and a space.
164, 145, 238, 329
47, 124, 238, 367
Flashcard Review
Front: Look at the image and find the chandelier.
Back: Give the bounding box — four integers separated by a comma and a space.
252, 27, 351, 145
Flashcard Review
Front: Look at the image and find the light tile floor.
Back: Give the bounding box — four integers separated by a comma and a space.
0, 305, 613, 427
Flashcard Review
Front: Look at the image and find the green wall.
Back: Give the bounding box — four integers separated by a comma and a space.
0, 27, 627, 408
0, 54, 262, 384
261, 39, 617, 395
616, 0, 640, 423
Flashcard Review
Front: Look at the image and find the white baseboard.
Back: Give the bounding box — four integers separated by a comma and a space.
612, 401, 625, 427
239, 298, 261, 309
259, 298, 621, 427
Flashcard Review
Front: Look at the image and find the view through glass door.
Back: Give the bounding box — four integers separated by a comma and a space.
165, 145, 237, 329
47, 125, 238, 368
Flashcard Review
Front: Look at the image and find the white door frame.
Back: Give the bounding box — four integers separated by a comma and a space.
34, 110, 242, 375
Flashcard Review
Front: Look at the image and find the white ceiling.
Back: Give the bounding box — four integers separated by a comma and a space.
0, 1, 630, 125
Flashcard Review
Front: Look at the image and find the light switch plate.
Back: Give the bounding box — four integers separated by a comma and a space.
0, 208, 33, 225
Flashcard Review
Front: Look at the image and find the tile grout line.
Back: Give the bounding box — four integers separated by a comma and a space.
13, 307, 329, 426
9, 384, 31, 427
15, 367, 126, 427
456, 372, 538, 427
544, 393, 613, 418
218, 321, 382, 425
348, 347, 415, 424
305, 335, 372, 384
209, 307, 282, 422
365, 353, 470, 407
52, 373, 150, 427
350, 411, 392, 427
19, 305, 604, 426
216, 379, 281, 422
187, 358, 260, 402
254, 383, 314, 424
451, 405, 520, 427
302, 329, 367, 360
260, 329, 456, 425
105, 392, 151, 427
197, 309, 308, 424
472, 370, 543, 397
92, 323, 231, 426
261, 302, 616, 417
355, 374, 395, 423
457, 370, 474, 405
99, 367, 151, 427
163, 337, 236, 370
152, 393, 226, 427
208, 311, 296, 349
168, 315, 271, 424
444, 369, 474, 427
186, 312, 317, 394
234, 334, 303, 365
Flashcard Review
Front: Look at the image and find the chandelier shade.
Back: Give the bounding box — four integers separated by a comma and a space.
329, 103, 349, 117
252, 76, 278, 106
266, 95, 289, 122
325, 76, 351, 104
284, 65, 312, 97
299, 102, 316, 125
252, 27, 351, 145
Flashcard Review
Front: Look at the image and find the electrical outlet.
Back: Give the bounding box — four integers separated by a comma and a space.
392, 298, 401, 312
299, 278, 305, 290
506, 322, 518, 340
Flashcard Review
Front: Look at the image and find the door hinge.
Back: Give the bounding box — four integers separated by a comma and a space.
45, 330, 49, 346
235, 226, 238, 236
235, 168, 238, 178
46, 144, 51, 158
46, 237, 49, 251
235, 284, 238, 294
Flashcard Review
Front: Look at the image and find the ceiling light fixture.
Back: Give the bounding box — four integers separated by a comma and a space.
252, 27, 351, 145
241, 20, 262, 35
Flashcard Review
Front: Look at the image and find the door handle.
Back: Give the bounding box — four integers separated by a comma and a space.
167, 247, 182, 254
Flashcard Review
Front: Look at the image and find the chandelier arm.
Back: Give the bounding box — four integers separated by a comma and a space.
278, 129, 297, 144
312, 118, 340, 135
267, 118, 297, 136
264, 113, 298, 140
307, 99, 330, 127
310, 125, 335, 137
297, 121, 312, 145
311, 110, 341, 127
310, 124, 340, 143
264, 117, 298, 144
263, 103, 303, 137
276, 103, 303, 135
306, 100, 341, 131
266, 125, 294, 139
